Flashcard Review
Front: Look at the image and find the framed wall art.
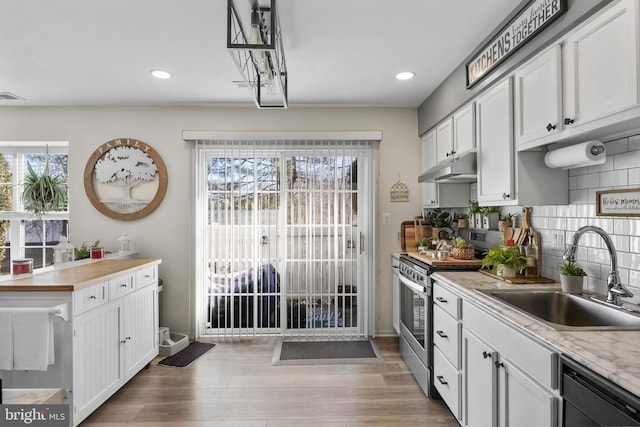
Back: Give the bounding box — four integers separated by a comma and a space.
84, 138, 168, 220
596, 188, 640, 217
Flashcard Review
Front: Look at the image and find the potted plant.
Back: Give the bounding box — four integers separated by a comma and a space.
481, 206, 499, 230
481, 244, 526, 278
452, 237, 475, 260
498, 212, 515, 232
456, 213, 469, 229
469, 200, 482, 228
425, 208, 452, 239
74, 241, 90, 260
90, 240, 104, 259
560, 261, 586, 293
416, 237, 430, 253
22, 158, 67, 217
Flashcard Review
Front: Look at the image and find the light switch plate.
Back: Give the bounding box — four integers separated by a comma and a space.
552, 232, 564, 250
383, 212, 391, 225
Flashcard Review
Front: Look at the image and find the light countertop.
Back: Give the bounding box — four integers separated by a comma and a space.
433, 271, 640, 397
0, 259, 161, 292
2, 388, 66, 404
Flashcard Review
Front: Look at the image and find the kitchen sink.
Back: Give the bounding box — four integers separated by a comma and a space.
475, 289, 640, 330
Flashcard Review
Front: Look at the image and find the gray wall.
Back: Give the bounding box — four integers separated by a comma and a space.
417, 0, 610, 135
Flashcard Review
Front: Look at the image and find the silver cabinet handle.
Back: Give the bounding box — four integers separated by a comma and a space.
436, 330, 448, 338
437, 375, 448, 385
435, 297, 448, 303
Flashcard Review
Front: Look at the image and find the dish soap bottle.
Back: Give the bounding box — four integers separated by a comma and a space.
525, 234, 538, 280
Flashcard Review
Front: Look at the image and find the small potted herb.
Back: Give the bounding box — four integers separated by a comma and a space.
481, 206, 499, 230
469, 200, 482, 228
456, 213, 469, 229
560, 261, 586, 293
90, 240, 104, 259
498, 212, 515, 232
481, 244, 526, 278
452, 237, 475, 260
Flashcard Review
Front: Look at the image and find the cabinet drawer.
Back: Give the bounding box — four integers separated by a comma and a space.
433, 281, 461, 319
109, 273, 135, 300
463, 300, 558, 390
434, 347, 461, 421
433, 305, 460, 367
137, 265, 158, 288
74, 282, 108, 315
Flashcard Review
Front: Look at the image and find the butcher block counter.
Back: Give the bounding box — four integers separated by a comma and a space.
0, 259, 161, 292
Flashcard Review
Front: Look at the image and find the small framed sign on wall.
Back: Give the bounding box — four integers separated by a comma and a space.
596, 188, 640, 217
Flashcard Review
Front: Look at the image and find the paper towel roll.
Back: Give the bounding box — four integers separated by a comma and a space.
544, 140, 606, 169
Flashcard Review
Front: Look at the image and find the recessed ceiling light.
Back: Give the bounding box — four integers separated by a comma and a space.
150, 69, 171, 79
396, 72, 415, 81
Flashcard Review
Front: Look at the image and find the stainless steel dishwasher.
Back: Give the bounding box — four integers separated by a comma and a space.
561, 355, 640, 426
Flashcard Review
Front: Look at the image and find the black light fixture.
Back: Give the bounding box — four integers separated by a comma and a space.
227, 0, 288, 108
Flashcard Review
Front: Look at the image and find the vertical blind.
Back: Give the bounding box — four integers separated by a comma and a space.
194, 139, 374, 339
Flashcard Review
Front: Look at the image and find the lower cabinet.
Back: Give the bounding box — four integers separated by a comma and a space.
72, 269, 159, 425
432, 277, 560, 427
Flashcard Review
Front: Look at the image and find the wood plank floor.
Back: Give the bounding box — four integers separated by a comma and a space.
81, 337, 459, 426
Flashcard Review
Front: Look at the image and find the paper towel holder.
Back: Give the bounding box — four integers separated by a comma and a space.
544, 140, 606, 169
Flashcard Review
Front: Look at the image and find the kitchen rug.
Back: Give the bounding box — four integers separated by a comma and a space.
158, 341, 216, 368
272, 340, 383, 365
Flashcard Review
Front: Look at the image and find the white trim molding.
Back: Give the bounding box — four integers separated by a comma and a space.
182, 130, 383, 141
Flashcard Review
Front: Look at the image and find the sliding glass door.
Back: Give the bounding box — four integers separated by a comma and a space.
195, 140, 374, 339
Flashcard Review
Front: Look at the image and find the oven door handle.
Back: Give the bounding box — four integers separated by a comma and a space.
399, 274, 427, 294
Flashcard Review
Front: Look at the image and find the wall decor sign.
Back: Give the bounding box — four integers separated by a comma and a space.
84, 138, 168, 220
466, 0, 566, 88
596, 188, 640, 217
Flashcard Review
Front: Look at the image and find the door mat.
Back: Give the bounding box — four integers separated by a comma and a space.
272, 340, 383, 365
158, 341, 216, 368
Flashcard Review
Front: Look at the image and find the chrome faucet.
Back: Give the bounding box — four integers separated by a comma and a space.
563, 225, 633, 305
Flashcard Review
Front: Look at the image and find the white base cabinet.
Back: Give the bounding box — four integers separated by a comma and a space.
72, 265, 159, 425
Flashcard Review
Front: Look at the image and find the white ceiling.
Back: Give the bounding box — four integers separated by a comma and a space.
0, 0, 519, 108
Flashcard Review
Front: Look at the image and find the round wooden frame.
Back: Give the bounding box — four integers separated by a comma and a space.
84, 138, 168, 221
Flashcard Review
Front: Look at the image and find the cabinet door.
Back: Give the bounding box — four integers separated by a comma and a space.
421, 131, 438, 207
462, 328, 496, 427
564, 0, 638, 126
453, 103, 476, 157
476, 78, 515, 205
498, 357, 558, 427
514, 45, 562, 146
436, 118, 454, 164
392, 258, 400, 335
123, 283, 158, 381
73, 301, 123, 423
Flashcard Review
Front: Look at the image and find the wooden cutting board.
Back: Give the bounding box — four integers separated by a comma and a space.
401, 221, 415, 251
478, 269, 555, 284
516, 207, 532, 246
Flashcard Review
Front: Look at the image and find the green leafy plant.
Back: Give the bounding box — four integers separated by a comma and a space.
456, 212, 469, 220
469, 200, 481, 215
425, 208, 452, 228
417, 238, 429, 248
453, 237, 473, 249
561, 261, 586, 277
481, 244, 526, 271
91, 240, 101, 249
500, 212, 515, 221
74, 242, 90, 260
480, 206, 499, 216
22, 159, 67, 216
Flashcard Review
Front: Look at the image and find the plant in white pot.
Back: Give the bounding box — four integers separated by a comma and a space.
481, 244, 526, 278
560, 261, 586, 293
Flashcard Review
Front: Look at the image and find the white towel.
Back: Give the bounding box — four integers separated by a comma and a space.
0, 311, 13, 370
13, 311, 54, 371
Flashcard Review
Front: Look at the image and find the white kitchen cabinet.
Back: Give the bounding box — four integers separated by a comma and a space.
462, 300, 559, 427
421, 132, 469, 209
514, 45, 563, 146
392, 256, 399, 335
476, 77, 568, 206
433, 280, 463, 422
73, 299, 123, 423
436, 118, 454, 164
563, 0, 638, 129
72, 264, 159, 425
476, 78, 514, 205
453, 102, 476, 158
123, 282, 158, 381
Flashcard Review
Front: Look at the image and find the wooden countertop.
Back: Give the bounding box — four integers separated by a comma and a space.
0, 259, 161, 292
407, 251, 483, 266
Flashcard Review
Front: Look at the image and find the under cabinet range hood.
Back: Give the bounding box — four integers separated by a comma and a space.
418, 152, 477, 183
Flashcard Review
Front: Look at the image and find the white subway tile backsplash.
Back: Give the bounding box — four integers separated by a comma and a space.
630, 236, 640, 253
628, 135, 640, 151
605, 137, 629, 154
630, 167, 640, 185
548, 217, 566, 230
588, 156, 614, 173
611, 234, 630, 252
569, 189, 589, 204
568, 176, 578, 190
588, 248, 610, 265
576, 204, 595, 217
614, 149, 640, 169
569, 165, 591, 176
600, 169, 628, 187
619, 252, 640, 271
614, 218, 631, 235
576, 173, 600, 189
557, 205, 577, 217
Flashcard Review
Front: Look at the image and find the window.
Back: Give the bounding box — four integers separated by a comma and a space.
0, 142, 69, 276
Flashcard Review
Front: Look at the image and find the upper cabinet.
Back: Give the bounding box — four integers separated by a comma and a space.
422, 131, 469, 209
477, 78, 568, 207
516, 0, 640, 150
514, 45, 563, 146
476, 78, 514, 205
436, 103, 476, 164
436, 118, 454, 164
563, 0, 638, 127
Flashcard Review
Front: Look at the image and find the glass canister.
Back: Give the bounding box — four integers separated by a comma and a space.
12, 258, 33, 275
